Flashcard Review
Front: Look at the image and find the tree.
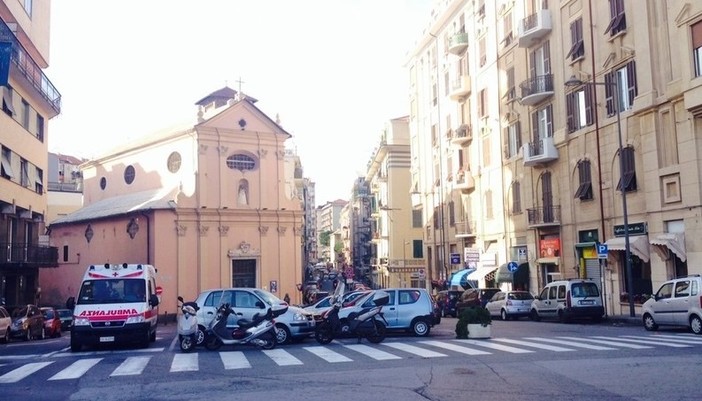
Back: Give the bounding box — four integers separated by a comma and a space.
319, 230, 332, 246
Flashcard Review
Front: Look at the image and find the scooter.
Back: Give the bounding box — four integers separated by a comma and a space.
315, 280, 388, 344
204, 302, 287, 351
177, 296, 201, 352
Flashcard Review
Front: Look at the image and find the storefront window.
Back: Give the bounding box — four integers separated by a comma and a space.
620, 255, 652, 304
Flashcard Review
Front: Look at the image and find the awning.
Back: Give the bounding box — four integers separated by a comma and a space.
605, 235, 650, 263
650, 233, 686, 262
536, 257, 560, 265
466, 265, 497, 281
449, 268, 474, 289
495, 263, 512, 283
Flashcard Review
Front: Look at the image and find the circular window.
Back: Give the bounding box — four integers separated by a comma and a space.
100, 177, 107, 190
167, 151, 182, 173
124, 165, 136, 185
226, 154, 257, 171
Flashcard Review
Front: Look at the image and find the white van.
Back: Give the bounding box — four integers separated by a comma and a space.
67, 263, 161, 352
530, 279, 604, 323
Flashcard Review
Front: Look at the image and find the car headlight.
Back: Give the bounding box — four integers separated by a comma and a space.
73, 317, 90, 326
11, 320, 21, 329
126, 315, 145, 324
292, 313, 308, 321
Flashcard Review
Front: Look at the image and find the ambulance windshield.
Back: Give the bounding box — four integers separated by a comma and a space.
77, 279, 146, 304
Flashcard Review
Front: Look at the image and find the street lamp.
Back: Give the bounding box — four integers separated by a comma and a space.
565, 75, 635, 317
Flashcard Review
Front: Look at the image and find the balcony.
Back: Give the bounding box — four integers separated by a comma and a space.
523, 136, 558, 166
448, 32, 469, 55
0, 242, 59, 268
455, 220, 477, 238
519, 74, 554, 106
517, 9, 552, 48
451, 124, 472, 146
449, 75, 471, 100
453, 170, 475, 193
0, 19, 61, 116
526, 205, 561, 227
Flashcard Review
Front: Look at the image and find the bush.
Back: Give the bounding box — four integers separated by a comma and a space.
455, 306, 492, 339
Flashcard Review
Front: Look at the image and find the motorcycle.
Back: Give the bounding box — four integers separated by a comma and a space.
177, 296, 201, 352
315, 280, 388, 344
204, 302, 287, 351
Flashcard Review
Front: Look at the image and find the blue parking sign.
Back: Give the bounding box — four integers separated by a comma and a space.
597, 243, 608, 259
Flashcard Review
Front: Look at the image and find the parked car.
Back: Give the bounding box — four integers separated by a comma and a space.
338, 288, 439, 336
529, 279, 604, 322
9, 304, 45, 340
485, 290, 534, 320
435, 290, 463, 317
642, 274, 702, 334
455, 288, 501, 316
40, 307, 62, 338
56, 308, 73, 331
195, 288, 316, 344
303, 290, 370, 320
0, 306, 11, 343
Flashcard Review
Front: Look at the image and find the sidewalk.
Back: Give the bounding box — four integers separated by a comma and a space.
606, 314, 642, 326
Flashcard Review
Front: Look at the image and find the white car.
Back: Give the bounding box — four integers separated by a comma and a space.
195, 288, 316, 344
0, 306, 10, 343
485, 291, 534, 320
642, 274, 702, 334
303, 290, 371, 319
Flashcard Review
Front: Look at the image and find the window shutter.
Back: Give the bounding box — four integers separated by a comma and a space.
516, 121, 522, 149
531, 110, 538, 140
627, 60, 637, 107
584, 84, 594, 125
693, 20, 702, 49
566, 92, 575, 132
604, 72, 615, 116
543, 41, 551, 73
546, 104, 553, 136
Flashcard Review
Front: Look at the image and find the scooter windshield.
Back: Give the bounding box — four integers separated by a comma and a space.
331, 280, 345, 304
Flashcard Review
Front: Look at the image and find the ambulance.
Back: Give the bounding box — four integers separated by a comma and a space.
67, 263, 162, 352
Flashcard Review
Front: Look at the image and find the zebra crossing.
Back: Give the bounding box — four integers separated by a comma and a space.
1, 333, 700, 384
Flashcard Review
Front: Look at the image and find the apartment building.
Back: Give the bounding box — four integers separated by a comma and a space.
406, 0, 702, 316
365, 117, 424, 288
315, 199, 347, 264
0, 1, 61, 306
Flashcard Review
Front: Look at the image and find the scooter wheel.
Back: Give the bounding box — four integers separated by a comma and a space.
204, 335, 222, 351
180, 336, 194, 353
366, 320, 386, 344
259, 331, 277, 350
314, 322, 334, 345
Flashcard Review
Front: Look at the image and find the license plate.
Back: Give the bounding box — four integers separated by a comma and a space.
580, 300, 594, 305
99, 336, 115, 342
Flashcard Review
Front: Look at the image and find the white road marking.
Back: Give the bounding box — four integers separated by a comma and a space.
620, 335, 702, 345
343, 344, 402, 360
0, 362, 53, 383
491, 338, 575, 352
49, 358, 102, 380
557, 336, 651, 349
110, 356, 151, 376
592, 336, 691, 347
303, 346, 353, 363
219, 351, 251, 369
523, 337, 616, 350
419, 340, 492, 355
54, 347, 164, 357
262, 349, 303, 366
382, 342, 447, 358
170, 353, 198, 372
453, 339, 534, 353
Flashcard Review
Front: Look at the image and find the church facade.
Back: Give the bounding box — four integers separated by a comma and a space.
41, 88, 304, 313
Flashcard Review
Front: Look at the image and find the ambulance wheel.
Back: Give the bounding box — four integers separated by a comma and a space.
150, 329, 156, 342
70, 337, 82, 352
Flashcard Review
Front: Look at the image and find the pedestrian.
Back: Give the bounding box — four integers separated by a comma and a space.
283, 293, 291, 304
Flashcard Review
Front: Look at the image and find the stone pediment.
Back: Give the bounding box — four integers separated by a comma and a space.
228, 241, 261, 258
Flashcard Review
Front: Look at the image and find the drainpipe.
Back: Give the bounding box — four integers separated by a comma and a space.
141, 211, 151, 264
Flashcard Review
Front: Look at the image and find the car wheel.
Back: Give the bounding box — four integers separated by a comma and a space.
275, 323, 291, 344
643, 313, 658, 331
501, 309, 508, 321
41, 327, 45, 340
412, 319, 430, 337
150, 328, 156, 342
690, 315, 702, 335
529, 309, 540, 322
196, 325, 206, 346
70, 336, 82, 352
25, 328, 31, 341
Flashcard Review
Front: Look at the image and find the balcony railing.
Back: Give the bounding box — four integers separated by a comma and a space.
448, 32, 469, 55
1, 242, 59, 267
0, 19, 61, 115
526, 206, 561, 227
523, 136, 558, 166
451, 124, 472, 146
454, 170, 475, 193
449, 75, 471, 100
519, 74, 554, 105
454, 220, 477, 238
518, 9, 552, 48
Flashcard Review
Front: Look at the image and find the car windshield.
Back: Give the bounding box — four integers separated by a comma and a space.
572, 283, 600, 297
76, 279, 146, 304
12, 307, 28, 318
252, 289, 282, 306
43, 309, 55, 319
58, 310, 72, 318
508, 292, 534, 300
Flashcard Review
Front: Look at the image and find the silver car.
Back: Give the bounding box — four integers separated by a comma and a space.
485, 290, 534, 320
195, 288, 315, 344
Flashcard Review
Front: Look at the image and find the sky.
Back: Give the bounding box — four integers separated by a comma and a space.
46, 0, 432, 206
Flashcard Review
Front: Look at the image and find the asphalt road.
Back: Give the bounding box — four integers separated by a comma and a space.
0, 317, 698, 401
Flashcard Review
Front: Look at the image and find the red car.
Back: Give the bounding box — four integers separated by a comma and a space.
40, 307, 62, 338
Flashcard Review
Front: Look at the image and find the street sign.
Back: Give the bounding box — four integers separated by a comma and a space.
597, 243, 608, 259
507, 261, 519, 273
418, 268, 426, 279
450, 253, 461, 264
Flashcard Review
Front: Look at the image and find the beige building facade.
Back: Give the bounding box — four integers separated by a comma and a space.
0, 1, 61, 306
41, 89, 305, 312
402, 0, 702, 316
